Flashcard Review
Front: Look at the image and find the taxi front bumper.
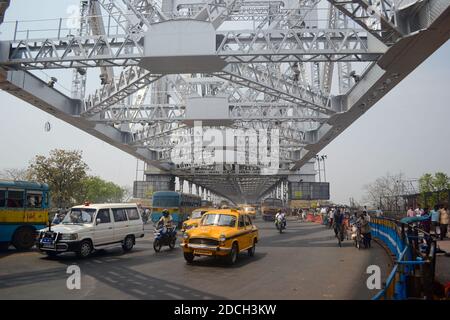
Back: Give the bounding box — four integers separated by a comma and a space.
181, 242, 231, 254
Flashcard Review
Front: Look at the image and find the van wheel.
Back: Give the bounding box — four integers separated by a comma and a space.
184, 252, 194, 263
248, 240, 256, 257
226, 243, 238, 265
12, 227, 35, 250
122, 236, 134, 252
77, 240, 92, 258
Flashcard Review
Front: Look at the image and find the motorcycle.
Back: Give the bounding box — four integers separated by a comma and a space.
275, 215, 286, 233
153, 222, 177, 252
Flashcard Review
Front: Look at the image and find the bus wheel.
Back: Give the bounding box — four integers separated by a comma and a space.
12, 227, 35, 251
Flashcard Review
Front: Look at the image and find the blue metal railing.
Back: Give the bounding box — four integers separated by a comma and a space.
370, 217, 436, 300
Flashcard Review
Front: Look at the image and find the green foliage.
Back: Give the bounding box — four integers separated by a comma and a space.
76, 176, 125, 203
418, 172, 450, 208
28, 149, 89, 208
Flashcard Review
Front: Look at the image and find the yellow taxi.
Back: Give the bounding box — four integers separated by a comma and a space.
181, 209, 258, 265
181, 207, 213, 232
239, 205, 257, 218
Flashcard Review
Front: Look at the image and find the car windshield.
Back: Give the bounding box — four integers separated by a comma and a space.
201, 214, 236, 227
62, 208, 96, 224
191, 211, 205, 219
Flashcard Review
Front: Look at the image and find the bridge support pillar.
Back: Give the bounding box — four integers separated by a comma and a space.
133, 166, 175, 199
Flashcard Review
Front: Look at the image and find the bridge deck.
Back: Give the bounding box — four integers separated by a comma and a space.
0, 218, 390, 299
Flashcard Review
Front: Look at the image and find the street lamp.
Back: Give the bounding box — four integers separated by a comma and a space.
315, 155, 321, 182
321, 155, 328, 182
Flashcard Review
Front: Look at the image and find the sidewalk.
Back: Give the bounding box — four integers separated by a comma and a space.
435, 239, 450, 290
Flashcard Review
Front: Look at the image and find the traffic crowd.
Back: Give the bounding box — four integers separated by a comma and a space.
406, 205, 449, 240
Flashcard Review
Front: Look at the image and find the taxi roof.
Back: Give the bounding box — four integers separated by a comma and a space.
204, 209, 241, 216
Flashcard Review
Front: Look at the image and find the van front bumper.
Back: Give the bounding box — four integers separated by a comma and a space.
37, 240, 81, 253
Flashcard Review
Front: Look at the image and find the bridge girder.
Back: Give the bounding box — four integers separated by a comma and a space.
0, 0, 449, 202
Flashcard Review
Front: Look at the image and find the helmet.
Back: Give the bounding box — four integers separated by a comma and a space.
162, 209, 169, 217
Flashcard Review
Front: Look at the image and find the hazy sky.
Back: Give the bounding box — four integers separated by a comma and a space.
0, 1, 449, 204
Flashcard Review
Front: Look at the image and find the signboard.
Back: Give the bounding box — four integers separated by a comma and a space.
289, 182, 330, 200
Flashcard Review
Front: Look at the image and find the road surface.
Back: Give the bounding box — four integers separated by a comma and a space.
0, 217, 390, 299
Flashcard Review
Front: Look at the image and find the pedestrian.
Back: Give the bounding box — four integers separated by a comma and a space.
376, 207, 383, 217
439, 205, 449, 240
421, 207, 431, 233
430, 205, 441, 236
407, 207, 415, 218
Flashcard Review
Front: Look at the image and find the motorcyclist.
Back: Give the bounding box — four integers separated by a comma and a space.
275, 210, 286, 229
357, 212, 372, 248
157, 209, 174, 233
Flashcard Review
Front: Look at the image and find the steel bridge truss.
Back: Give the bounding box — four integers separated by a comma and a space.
0, 0, 449, 204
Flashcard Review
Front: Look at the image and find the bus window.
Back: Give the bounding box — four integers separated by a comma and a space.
0, 190, 5, 207
7, 190, 24, 208
26, 192, 42, 208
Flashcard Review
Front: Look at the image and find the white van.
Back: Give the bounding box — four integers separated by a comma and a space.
37, 203, 144, 258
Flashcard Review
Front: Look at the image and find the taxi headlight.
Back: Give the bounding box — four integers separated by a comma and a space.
183, 232, 189, 240
219, 235, 226, 243
60, 233, 78, 240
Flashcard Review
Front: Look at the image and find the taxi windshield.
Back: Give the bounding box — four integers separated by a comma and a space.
191, 211, 205, 219
201, 214, 236, 227
62, 208, 96, 224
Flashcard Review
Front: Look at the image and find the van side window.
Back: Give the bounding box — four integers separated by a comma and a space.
96, 209, 111, 224
112, 208, 128, 222
126, 208, 140, 220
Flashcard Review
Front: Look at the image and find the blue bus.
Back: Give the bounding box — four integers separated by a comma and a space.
0, 180, 50, 250
151, 191, 201, 227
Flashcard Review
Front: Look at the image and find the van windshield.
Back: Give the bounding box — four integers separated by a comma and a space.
62, 208, 96, 224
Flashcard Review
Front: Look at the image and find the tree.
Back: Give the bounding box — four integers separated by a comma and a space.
363, 172, 406, 211
0, 168, 31, 180
418, 172, 450, 208
75, 176, 125, 203
28, 149, 89, 208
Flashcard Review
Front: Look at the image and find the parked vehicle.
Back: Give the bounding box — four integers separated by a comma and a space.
36, 203, 144, 258
0, 180, 49, 250
181, 209, 258, 265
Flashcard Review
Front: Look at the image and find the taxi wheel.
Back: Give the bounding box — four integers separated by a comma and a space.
226, 243, 238, 265
248, 240, 256, 257
184, 252, 194, 263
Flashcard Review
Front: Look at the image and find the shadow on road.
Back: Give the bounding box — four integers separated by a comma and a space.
186, 252, 267, 269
